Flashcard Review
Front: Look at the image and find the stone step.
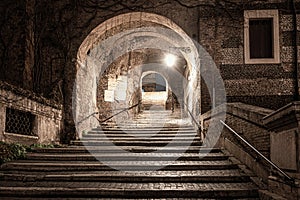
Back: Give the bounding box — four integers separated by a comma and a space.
0, 182, 258, 198
83, 133, 198, 138
1, 160, 238, 171
25, 152, 228, 161
91, 128, 196, 132
125, 119, 185, 123
0, 169, 250, 182
31, 146, 219, 154
86, 132, 197, 137
80, 136, 200, 142
88, 129, 197, 133
71, 140, 202, 146
0, 198, 260, 200
102, 115, 183, 119
100, 125, 193, 129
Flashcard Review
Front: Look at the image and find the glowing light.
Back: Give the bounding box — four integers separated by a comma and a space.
164, 54, 176, 67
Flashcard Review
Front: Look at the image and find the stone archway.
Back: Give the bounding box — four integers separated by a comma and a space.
73, 12, 200, 138
141, 72, 167, 92
140, 71, 168, 110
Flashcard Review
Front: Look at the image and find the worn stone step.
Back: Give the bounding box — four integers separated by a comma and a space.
103, 119, 182, 121
0, 167, 241, 175
119, 120, 187, 124
1, 160, 238, 171
0, 198, 260, 200
0, 169, 250, 183
132, 117, 183, 119
71, 140, 202, 146
25, 152, 228, 161
31, 146, 220, 154
88, 131, 197, 136
0, 182, 259, 198
90, 129, 196, 134
100, 126, 194, 130
80, 137, 199, 142
87, 132, 197, 138
83, 133, 198, 138
2, 180, 256, 188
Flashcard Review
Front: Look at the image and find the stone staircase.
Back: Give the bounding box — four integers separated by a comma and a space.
0, 110, 259, 199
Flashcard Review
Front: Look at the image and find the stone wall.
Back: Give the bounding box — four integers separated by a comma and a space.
0, 82, 62, 145
201, 103, 300, 199
96, 51, 145, 122
201, 102, 274, 184
199, 1, 300, 113
201, 103, 273, 157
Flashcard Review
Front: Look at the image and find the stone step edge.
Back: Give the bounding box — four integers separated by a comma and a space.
85, 134, 198, 137
71, 141, 202, 144
1, 164, 239, 172
25, 153, 228, 161
87, 130, 197, 134
0, 186, 259, 198
31, 146, 221, 153
79, 137, 199, 141
0, 173, 251, 182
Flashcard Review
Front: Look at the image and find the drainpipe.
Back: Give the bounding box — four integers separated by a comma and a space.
292, 0, 300, 101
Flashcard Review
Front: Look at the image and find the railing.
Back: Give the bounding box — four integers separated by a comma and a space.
100, 101, 141, 124
76, 101, 141, 126
183, 102, 202, 138
220, 120, 294, 184
76, 111, 100, 125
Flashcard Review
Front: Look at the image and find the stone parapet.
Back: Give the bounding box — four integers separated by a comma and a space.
0, 84, 63, 145
263, 101, 300, 174
201, 102, 300, 199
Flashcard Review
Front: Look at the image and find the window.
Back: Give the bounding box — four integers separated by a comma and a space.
244, 10, 280, 64
5, 108, 36, 136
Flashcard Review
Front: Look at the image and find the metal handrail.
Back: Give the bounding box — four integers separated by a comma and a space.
220, 120, 294, 183
76, 101, 141, 125
101, 101, 141, 123
183, 102, 202, 132
76, 112, 100, 125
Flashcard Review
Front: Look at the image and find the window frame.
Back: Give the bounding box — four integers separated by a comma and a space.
244, 10, 280, 64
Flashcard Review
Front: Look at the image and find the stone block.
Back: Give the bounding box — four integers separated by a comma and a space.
270, 129, 297, 170
263, 101, 300, 174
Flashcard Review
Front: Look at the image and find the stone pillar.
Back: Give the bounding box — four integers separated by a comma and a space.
263, 101, 300, 199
